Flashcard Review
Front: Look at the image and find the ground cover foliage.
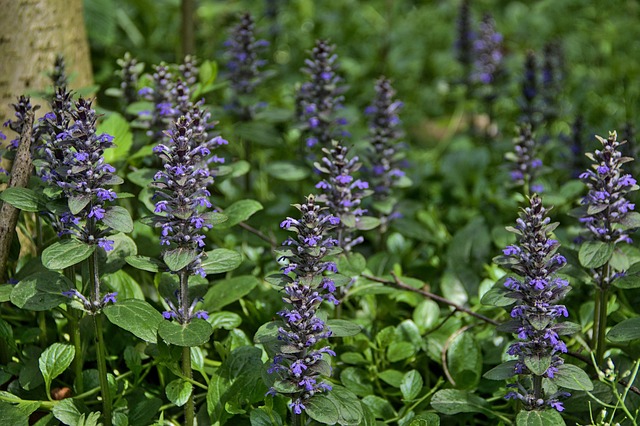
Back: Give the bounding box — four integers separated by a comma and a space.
1, 0, 640, 425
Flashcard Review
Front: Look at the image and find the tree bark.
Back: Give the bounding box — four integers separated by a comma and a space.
0, 0, 94, 122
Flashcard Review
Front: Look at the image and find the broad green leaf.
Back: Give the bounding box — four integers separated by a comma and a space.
607, 318, 640, 342
265, 161, 309, 181
10, 271, 73, 310
250, 408, 283, 426
128, 396, 163, 426
127, 168, 155, 187
39, 343, 75, 396
208, 311, 242, 330
326, 319, 362, 337
483, 360, 518, 380
340, 367, 373, 397
578, 241, 614, 269
378, 370, 404, 388
158, 318, 212, 347
166, 379, 192, 407
413, 299, 440, 333
103, 299, 163, 343
42, 239, 95, 270
337, 253, 366, 276
102, 206, 134, 233
201, 248, 242, 274
356, 216, 380, 231
387, 341, 416, 362
163, 248, 199, 272
430, 389, 492, 416
306, 385, 363, 426
0, 400, 32, 425
619, 211, 640, 229
400, 370, 423, 401
213, 200, 263, 229
102, 232, 137, 274
613, 261, 640, 289
99, 113, 133, 164
68, 194, 91, 215
524, 354, 552, 376
0, 187, 43, 212
553, 364, 594, 391
0, 284, 12, 302
447, 332, 482, 389
203, 275, 259, 311
125, 255, 166, 272
52, 398, 88, 426
103, 269, 144, 300
516, 409, 566, 426
409, 413, 441, 426
362, 395, 396, 419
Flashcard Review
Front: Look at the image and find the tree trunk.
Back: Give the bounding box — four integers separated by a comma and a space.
0, 0, 94, 122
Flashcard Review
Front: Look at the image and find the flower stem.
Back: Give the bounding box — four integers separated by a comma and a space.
89, 250, 112, 426
594, 285, 609, 366
292, 412, 304, 426
93, 313, 112, 426
180, 269, 195, 426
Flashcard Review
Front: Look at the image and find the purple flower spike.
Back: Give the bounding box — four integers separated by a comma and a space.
498, 195, 571, 411
267, 195, 339, 415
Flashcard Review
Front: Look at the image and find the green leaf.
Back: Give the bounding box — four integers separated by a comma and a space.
409, 413, 441, 426
201, 248, 242, 274
553, 364, 594, 391
103, 269, 144, 300
362, 395, 396, 420
213, 200, 263, 229
430, 389, 492, 416
0, 400, 31, 425
578, 240, 614, 269
481, 277, 518, 306
524, 354, 552, 376
413, 300, 440, 333
166, 379, 192, 407
127, 168, 155, 187
163, 248, 199, 272
203, 275, 259, 312
39, 343, 75, 396
158, 318, 212, 347
103, 299, 163, 343
400, 370, 423, 401
306, 386, 363, 426
356, 216, 380, 231
483, 360, 517, 380
447, 332, 482, 389
125, 255, 166, 272
207, 311, 242, 332
10, 271, 73, 310
0, 187, 43, 212
42, 239, 95, 270
378, 370, 404, 388
99, 113, 133, 164
102, 206, 134, 233
613, 261, 640, 289
607, 318, 640, 342
387, 341, 416, 362
265, 161, 310, 181
337, 253, 366, 276
326, 319, 362, 337
619, 211, 640, 229
68, 194, 91, 215
341, 367, 373, 397
515, 409, 566, 426
0, 284, 12, 302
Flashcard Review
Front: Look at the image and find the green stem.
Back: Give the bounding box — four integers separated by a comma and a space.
179, 270, 195, 426
93, 314, 112, 426
72, 309, 84, 394
89, 250, 112, 426
38, 311, 47, 347
292, 411, 304, 426
593, 264, 610, 366
532, 375, 543, 401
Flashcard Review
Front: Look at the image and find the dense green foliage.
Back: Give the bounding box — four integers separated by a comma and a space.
1, 1, 640, 425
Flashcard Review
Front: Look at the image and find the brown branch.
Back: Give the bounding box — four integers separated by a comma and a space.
0, 110, 35, 282
362, 272, 500, 326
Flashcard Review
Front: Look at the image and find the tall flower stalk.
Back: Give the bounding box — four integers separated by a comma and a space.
295, 40, 347, 152
225, 12, 268, 121
152, 105, 227, 426
51, 98, 123, 426
578, 131, 638, 364
314, 140, 369, 252
521, 51, 538, 127
267, 195, 340, 424
506, 123, 543, 196
499, 195, 571, 412
455, 0, 473, 88
365, 77, 406, 228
